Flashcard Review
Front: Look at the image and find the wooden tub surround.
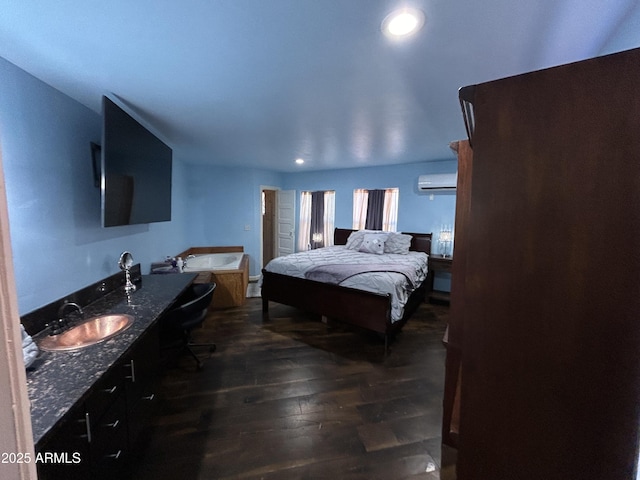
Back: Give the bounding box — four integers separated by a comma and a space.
176, 246, 249, 309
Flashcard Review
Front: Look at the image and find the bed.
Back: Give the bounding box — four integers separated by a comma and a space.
261, 228, 432, 351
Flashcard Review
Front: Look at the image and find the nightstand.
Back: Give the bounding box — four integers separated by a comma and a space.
427, 255, 453, 304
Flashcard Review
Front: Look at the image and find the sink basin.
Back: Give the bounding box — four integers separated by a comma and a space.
38, 314, 134, 352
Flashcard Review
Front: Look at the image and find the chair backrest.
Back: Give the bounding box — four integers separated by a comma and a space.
162, 283, 216, 331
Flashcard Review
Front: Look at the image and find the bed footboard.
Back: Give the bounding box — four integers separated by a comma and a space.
261, 270, 393, 335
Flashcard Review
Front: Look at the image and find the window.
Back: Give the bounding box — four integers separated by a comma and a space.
352, 188, 398, 231
299, 190, 335, 251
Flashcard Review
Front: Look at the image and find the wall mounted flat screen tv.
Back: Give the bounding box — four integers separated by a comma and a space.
101, 95, 172, 227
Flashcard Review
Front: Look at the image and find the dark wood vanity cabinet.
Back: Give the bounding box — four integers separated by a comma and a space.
36, 324, 160, 480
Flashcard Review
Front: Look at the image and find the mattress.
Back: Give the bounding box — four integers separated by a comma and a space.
263, 246, 429, 322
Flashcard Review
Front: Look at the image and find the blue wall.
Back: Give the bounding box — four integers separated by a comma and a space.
183, 164, 283, 276
282, 161, 457, 246
180, 161, 457, 292
0, 57, 190, 314
1, 56, 457, 314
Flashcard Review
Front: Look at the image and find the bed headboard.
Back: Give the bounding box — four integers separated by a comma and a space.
333, 228, 432, 254
402, 232, 433, 255
334, 228, 356, 246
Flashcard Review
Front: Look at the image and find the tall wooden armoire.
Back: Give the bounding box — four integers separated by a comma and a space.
443, 47, 640, 479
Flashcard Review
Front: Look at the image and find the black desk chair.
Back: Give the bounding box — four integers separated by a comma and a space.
161, 282, 216, 370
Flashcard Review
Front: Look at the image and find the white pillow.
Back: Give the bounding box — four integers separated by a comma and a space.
384, 232, 412, 254
345, 229, 377, 250
359, 233, 388, 254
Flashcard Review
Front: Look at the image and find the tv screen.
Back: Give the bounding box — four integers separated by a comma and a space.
101, 96, 172, 227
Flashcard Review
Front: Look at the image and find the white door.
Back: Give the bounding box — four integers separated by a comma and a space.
276, 190, 295, 257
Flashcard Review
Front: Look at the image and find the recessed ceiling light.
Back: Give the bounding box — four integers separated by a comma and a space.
295, 158, 304, 165
382, 8, 425, 37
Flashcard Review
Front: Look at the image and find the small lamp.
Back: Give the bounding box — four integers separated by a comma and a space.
311, 232, 323, 249
438, 228, 453, 258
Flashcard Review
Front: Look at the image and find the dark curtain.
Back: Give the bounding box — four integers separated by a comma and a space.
310, 191, 325, 249
365, 189, 385, 230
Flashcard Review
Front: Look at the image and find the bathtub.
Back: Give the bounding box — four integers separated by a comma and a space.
184, 252, 243, 272
176, 246, 249, 308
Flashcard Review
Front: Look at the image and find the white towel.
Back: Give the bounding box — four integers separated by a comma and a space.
21, 324, 32, 348
20, 324, 39, 368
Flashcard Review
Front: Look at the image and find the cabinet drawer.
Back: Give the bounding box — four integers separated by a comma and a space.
89, 392, 128, 474
85, 364, 125, 420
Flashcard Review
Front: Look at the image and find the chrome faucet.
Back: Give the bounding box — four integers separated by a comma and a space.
58, 301, 83, 318
50, 302, 84, 334
185, 254, 197, 268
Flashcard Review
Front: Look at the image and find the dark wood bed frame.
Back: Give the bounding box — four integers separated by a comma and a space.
261, 228, 432, 351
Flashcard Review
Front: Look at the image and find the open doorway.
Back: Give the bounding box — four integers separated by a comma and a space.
260, 187, 296, 271
261, 188, 276, 268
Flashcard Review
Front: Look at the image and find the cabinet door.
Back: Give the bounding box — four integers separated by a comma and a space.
124, 322, 160, 446
89, 392, 129, 480
456, 48, 640, 479
36, 409, 90, 480
441, 140, 472, 447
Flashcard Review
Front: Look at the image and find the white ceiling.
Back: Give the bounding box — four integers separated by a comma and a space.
1, 0, 639, 172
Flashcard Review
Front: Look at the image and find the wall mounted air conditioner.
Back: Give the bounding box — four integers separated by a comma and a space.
418, 173, 457, 191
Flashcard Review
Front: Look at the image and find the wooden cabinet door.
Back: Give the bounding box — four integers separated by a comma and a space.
36, 408, 90, 480
442, 140, 472, 442
441, 140, 473, 479
456, 48, 640, 479
125, 323, 160, 447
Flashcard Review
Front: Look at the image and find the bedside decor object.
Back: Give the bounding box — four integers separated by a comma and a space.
311, 232, 324, 249
438, 227, 453, 258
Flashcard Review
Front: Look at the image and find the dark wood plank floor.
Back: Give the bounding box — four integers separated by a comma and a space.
128, 297, 449, 479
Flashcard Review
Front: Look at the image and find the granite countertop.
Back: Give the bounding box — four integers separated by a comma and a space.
27, 273, 196, 447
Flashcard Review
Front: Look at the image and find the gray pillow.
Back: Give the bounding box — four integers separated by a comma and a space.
384, 232, 412, 254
